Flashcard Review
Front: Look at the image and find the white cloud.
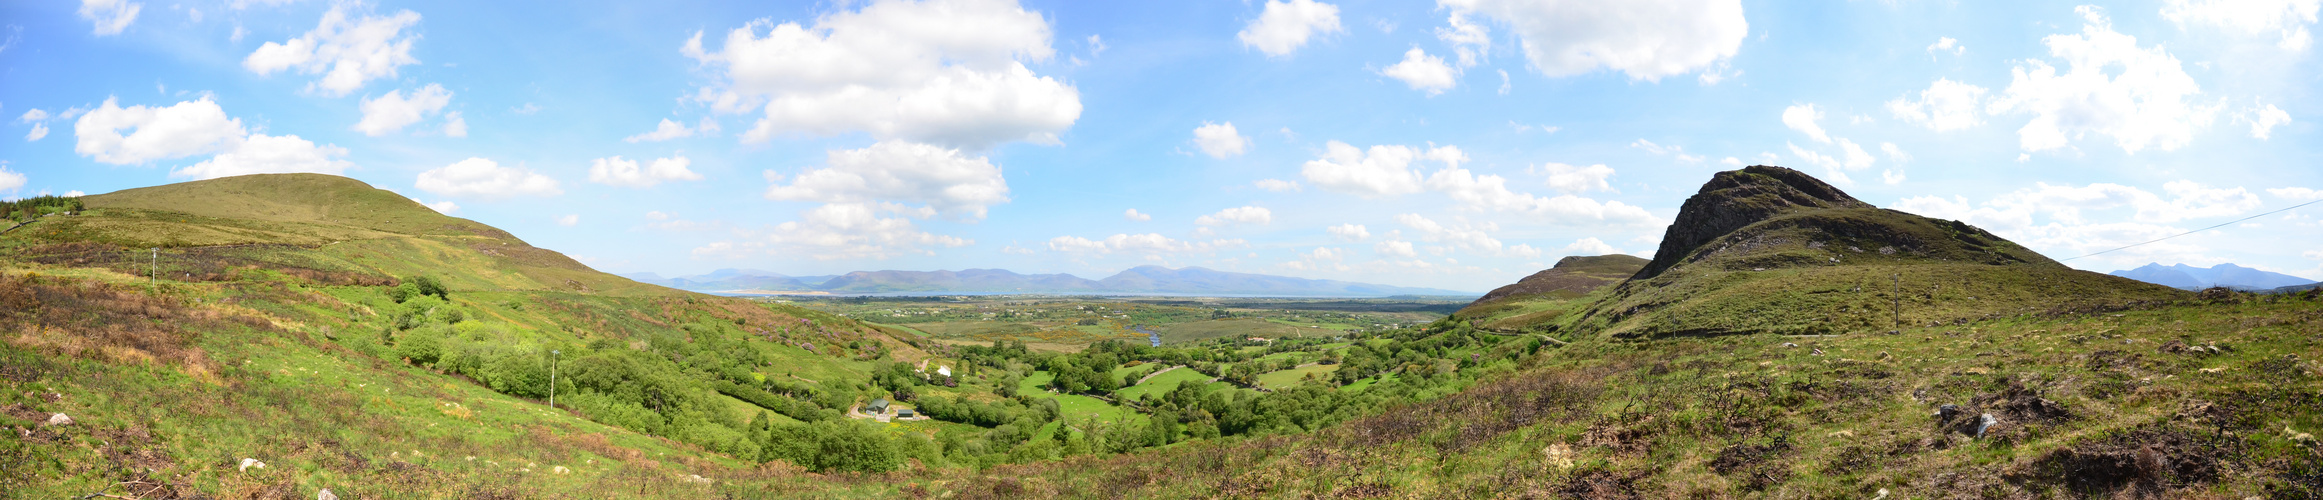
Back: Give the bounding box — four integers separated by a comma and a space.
2267, 187, 2323, 200
685, 0, 1079, 149
1253, 179, 1302, 192
588, 155, 704, 188
25, 123, 47, 142
63, 190, 85, 197
1882, 169, 1907, 185
1562, 237, 1617, 255
1239, 0, 1343, 57
1895, 181, 2261, 231
1299, 141, 1448, 197
701, 202, 972, 261
1630, 139, 1704, 163
352, 84, 451, 136
171, 133, 351, 179
1196, 205, 1272, 226
1837, 138, 1875, 169
1124, 208, 1152, 221
79, 0, 142, 36
441, 112, 466, 137
1395, 213, 1538, 258
1376, 239, 1417, 258
1880, 142, 1911, 163
1192, 121, 1251, 158
2246, 103, 2292, 139
405, 197, 457, 214
557, 214, 579, 226
1443, 0, 1747, 81
1424, 166, 1655, 224
1781, 103, 1831, 143
1988, 6, 2215, 154
624, 118, 695, 143
72, 97, 245, 165
1046, 233, 1246, 255
1720, 156, 1744, 167
1539, 162, 1615, 193
1438, 12, 1491, 67
2161, 0, 2321, 51
416, 158, 563, 199
0, 167, 24, 193
1887, 78, 1988, 132
765, 140, 1009, 219
1380, 47, 1458, 95
243, 6, 422, 96
1786, 142, 1850, 185
1926, 36, 1965, 57
19, 109, 49, 123
1328, 223, 1370, 241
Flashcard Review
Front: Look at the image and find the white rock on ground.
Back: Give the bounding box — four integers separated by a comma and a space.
45, 413, 70, 426
317, 488, 338, 500
552, 465, 571, 475
239, 458, 266, 472
684, 474, 713, 484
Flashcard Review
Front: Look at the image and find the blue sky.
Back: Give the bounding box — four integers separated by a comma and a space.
3, 0, 2320, 292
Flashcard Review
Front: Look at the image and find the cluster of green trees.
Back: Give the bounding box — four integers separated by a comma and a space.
2, 195, 83, 223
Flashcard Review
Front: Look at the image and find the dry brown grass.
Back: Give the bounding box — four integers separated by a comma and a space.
0, 272, 251, 379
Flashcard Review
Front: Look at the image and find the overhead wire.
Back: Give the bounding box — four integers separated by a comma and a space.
2060, 198, 2323, 262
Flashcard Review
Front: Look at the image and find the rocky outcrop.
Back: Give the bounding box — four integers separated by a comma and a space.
1634, 166, 1872, 280
1473, 255, 1648, 304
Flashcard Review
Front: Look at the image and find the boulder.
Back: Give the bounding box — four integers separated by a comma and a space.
317, 488, 338, 500
44, 413, 70, 426
240, 458, 267, 472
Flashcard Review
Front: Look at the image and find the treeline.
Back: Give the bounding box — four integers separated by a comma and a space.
3, 195, 83, 222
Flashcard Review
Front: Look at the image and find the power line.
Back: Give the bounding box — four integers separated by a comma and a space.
2061, 198, 2323, 262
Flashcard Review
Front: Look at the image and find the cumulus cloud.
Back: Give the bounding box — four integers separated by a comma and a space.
557, 214, 579, 227
765, 140, 1009, 219
1328, 223, 1369, 241
441, 112, 466, 137
25, 123, 47, 142
1988, 7, 2215, 154
588, 155, 704, 188
0, 167, 24, 193
1375, 239, 1417, 258
1192, 121, 1251, 158
73, 97, 245, 165
1380, 47, 1458, 95
243, 6, 422, 96
1239, 0, 1343, 57
1124, 208, 1151, 221
1893, 182, 2266, 266
1837, 138, 1875, 169
624, 118, 696, 143
1562, 237, 1617, 255
2161, 0, 2321, 51
1629, 139, 1704, 164
1927, 36, 1965, 57
416, 158, 562, 199
1395, 213, 1539, 258
684, 0, 1079, 149
1045, 233, 1247, 255
1424, 166, 1655, 224
1539, 162, 1615, 193
80, 0, 142, 36
1887, 78, 1988, 132
2245, 103, 2293, 139
171, 133, 352, 179
1442, 0, 1746, 81
1781, 103, 1830, 143
353, 84, 452, 136
700, 203, 972, 261
1196, 205, 1272, 226
1253, 179, 1302, 192
1299, 141, 1458, 197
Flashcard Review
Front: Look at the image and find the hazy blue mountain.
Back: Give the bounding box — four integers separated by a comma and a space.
2110, 263, 2315, 291
625, 265, 1475, 296
1091, 265, 1473, 296
815, 269, 1101, 293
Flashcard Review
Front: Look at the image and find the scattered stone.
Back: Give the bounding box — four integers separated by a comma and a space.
1877, 351, 1893, 360
1873, 488, 1890, 500
553, 465, 572, 475
1810, 348, 1825, 356
317, 488, 338, 500
44, 413, 70, 426
2199, 367, 2225, 374
1781, 342, 1799, 348
1975, 414, 1999, 438
1935, 404, 1964, 423
239, 458, 267, 472
2290, 426, 2316, 443
683, 474, 713, 485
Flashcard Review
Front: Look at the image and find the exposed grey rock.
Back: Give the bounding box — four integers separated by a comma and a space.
44, 413, 70, 426
317, 488, 338, 500
1975, 413, 1999, 438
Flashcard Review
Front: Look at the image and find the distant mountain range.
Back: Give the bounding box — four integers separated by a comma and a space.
2109, 263, 2316, 291
620, 266, 1474, 297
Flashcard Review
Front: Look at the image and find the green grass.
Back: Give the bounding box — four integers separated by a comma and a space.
1114, 366, 1211, 401
1252, 363, 1338, 390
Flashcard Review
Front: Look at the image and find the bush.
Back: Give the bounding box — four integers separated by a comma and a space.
397, 325, 447, 364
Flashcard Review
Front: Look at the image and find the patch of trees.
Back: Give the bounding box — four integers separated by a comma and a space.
2, 195, 83, 222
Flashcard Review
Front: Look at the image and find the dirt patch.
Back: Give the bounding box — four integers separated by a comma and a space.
2011, 425, 2229, 497
1709, 435, 1794, 491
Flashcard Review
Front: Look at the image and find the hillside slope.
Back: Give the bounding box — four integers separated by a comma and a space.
1574, 166, 2185, 338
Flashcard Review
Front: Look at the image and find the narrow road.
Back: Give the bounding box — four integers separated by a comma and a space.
1134, 365, 1182, 386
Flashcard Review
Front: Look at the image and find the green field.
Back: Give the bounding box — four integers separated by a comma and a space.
1252, 363, 1339, 390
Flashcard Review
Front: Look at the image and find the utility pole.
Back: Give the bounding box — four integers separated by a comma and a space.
550, 350, 560, 410
150, 248, 158, 288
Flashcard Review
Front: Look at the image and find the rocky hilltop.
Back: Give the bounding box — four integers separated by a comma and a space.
1571, 166, 2183, 338
1470, 254, 1646, 305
